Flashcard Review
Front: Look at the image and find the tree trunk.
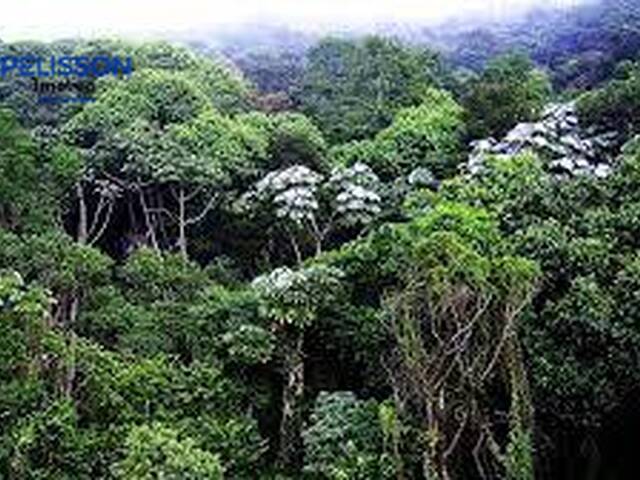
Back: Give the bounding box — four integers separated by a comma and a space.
389, 384, 407, 480
62, 330, 77, 399
423, 399, 446, 480
76, 183, 88, 244
504, 331, 535, 480
278, 329, 305, 471
138, 187, 159, 251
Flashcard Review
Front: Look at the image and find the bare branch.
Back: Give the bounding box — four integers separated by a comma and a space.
480, 298, 530, 382
185, 193, 219, 226
147, 207, 179, 223
88, 201, 114, 246
185, 185, 205, 202
444, 407, 469, 460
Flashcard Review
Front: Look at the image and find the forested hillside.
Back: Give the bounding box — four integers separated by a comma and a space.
2, 1, 640, 478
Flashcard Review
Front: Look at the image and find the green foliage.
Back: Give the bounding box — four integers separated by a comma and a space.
0, 263, 265, 477
405, 202, 540, 305
577, 61, 640, 137
70, 340, 263, 476
0, 275, 85, 479
439, 152, 553, 232
0, 109, 56, 232
268, 113, 328, 172
330, 139, 395, 180
77, 39, 252, 113
0, 229, 112, 294
190, 285, 274, 364
63, 67, 214, 193
463, 53, 551, 138
73, 68, 209, 135
253, 264, 343, 329
383, 200, 539, 478
331, 88, 465, 180
119, 248, 208, 303
10, 399, 90, 479
446, 145, 640, 432
222, 324, 275, 364
114, 423, 223, 479
3, 24, 640, 480
524, 275, 635, 423
374, 88, 465, 179
298, 36, 439, 143
165, 108, 267, 184
505, 426, 534, 480
303, 392, 394, 480
411, 201, 502, 255
65, 64, 262, 186
93, 249, 274, 365
0, 271, 49, 378
236, 110, 328, 175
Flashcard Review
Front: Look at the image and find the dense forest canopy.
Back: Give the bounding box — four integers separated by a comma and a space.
2, 0, 640, 478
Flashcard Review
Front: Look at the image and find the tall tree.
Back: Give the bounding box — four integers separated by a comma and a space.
463, 53, 551, 139
298, 36, 439, 144
64, 64, 265, 258
383, 202, 539, 480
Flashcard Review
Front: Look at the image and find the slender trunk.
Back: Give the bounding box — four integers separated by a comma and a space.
278, 329, 305, 471
138, 187, 159, 251
156, 191, 168, 246
423, 400, 442, 480
506, 333, 534, 433
393, 433, 406, 480
389, 384, 406, 480
76, 183, 88, 244
69, 183, 86, 399
505, 331, 535, 480
62, 330, 77, 399
177, 187, 188, 260
53, 292, 79, 399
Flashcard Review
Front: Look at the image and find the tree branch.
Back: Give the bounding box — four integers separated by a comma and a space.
185, 193, 219, 226
88, 201, 114, 246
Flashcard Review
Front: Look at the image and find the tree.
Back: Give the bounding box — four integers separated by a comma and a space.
303, 391, 395, 480
329, 88, 465, 181
65, 67, 266, 258
374, 88, 465, 179
0, 109, 57, 232
439, 152, 554, 233
383, 203, 539, 480
74, 39, 252, 113
237, 111, 328, 172
0, 273, 87, 478
298, 36, 440, 144
577, 61, 640, 139
252, 264, 343, 470
463, 53, 551, 139
436, 146, 640, 474
242, 162, 382, 262
114, 423, 223, 479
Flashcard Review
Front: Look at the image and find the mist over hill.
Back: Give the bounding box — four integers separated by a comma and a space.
177, 0, 637, 92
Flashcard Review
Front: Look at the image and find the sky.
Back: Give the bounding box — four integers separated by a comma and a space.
1, 0, 589, 41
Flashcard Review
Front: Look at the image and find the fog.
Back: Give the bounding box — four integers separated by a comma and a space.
1, 0, 593, 41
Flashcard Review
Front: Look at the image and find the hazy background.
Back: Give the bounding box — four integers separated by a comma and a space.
1, 0, 590, 41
